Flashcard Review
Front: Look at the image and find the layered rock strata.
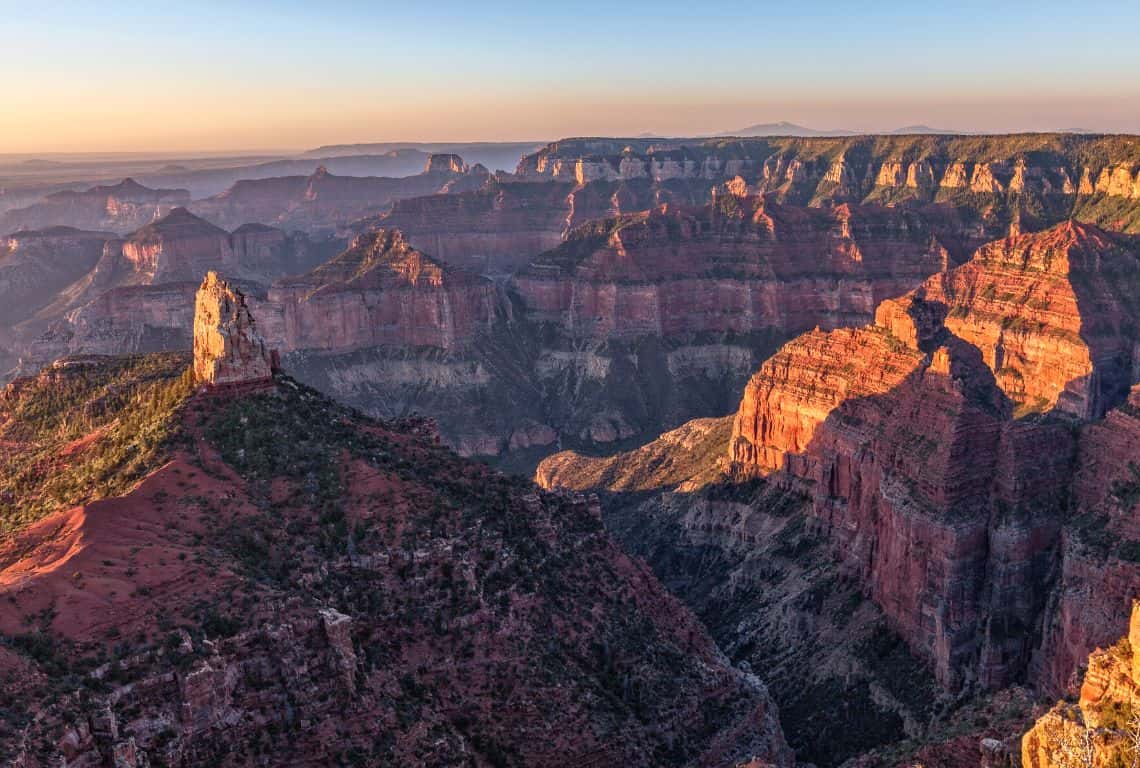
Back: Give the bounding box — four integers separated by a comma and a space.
513, 196, 954, 341
266, 229, 499, 353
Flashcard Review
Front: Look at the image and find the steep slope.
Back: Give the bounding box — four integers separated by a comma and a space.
0, 286, 792, 768
0, 227, 111, 327
724, 222, 1140, 691
919, 221, 1140, 419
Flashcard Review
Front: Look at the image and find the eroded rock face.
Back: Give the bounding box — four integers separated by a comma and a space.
366, 179, 575, 273
267, 229, 499, 353
1034, 384, 1140, 696
1022, 601, 1140, 768
193, 271, 275, 386
919, 221, 1140, 419
722, 220, 1140, 690
513, 196, 953, 341
424, 153, 468, 174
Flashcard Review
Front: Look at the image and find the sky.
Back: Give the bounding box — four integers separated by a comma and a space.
2, 0, 1139, 153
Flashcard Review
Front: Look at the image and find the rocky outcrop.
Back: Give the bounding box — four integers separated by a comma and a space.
0, 178, 190, 235
267, 229, 499, 353
7, 211, 336, 376
119, 207, 236, 283
193, 271, 275, 385
424, 153, 468, 174
1022, 601, 1140, 768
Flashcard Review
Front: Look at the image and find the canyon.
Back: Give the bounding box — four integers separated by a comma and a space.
1, 132, 1139, 767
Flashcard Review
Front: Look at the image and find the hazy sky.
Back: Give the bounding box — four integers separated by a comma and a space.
3, 0, 1139, 152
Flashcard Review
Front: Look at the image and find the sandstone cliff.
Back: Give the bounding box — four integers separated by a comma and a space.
918, 221, 1140, 420
267, 229, 500, 353
1023, 601, 1140, 768
515, 135, 1140, 240
192, 271, 275, 385
363, 179, 575, 274
513, 196, 954, 341
712, 220, 1140, 693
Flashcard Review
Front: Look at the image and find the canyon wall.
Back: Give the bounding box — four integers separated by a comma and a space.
265, 229, 500, 353
724, 221, 1140, 692
516, 136, 1140, 228
513, 195, 953, 340
365, 180, 574, 274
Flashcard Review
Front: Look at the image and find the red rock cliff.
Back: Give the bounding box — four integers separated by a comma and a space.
513, 195, 953, 341
726, 220, 1140, 690
266, 229, 499, 353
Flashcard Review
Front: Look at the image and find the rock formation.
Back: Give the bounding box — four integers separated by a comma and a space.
266, 229, 499, 353
918, 221, 1140, 419
512, 196, 954, 341
681, 219, 1139, 693
365, 179, 575, 273
1023, 601, 1140, 768
424, 152, 468, 174
8, 210, 334, 376
516, 135, 1140, 237
192, 271, 275, 385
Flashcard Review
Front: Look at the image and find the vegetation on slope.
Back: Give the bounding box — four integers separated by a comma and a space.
0, 353, 194, 535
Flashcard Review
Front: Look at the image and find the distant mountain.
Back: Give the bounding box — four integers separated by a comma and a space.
721, 122, 966, 137
717, 121, 858, 137
889, 124, 958, 134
